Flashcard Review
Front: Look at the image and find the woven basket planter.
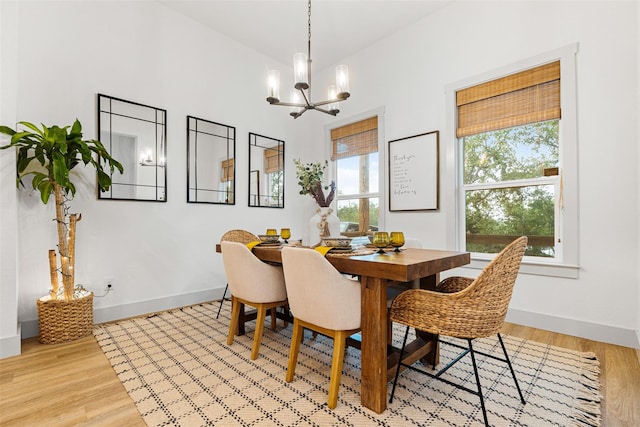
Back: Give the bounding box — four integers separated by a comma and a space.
37, 292, 94, 344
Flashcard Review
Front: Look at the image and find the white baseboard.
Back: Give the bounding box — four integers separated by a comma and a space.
17, 289, 638, 350
20, 288, 226, 340
0, 323, 22, 359
506, 308, 640, 349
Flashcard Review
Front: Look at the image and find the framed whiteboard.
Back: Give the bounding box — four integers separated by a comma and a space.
388, 130, 439, 211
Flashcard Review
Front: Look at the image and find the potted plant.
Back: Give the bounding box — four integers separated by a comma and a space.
0, 119, 123, 344
293, 159, 340, 245
293, 159, 336, 207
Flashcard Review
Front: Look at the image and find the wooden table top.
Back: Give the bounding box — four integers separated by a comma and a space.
219, 244, 470, 282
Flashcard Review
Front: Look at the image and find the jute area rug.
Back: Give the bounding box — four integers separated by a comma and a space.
94, 302, 601, 426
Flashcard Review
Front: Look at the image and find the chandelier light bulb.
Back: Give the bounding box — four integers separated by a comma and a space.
327, 85, 339, 112
336, 64, 350, 99
267, 70, 280, 103
290, 89, 302, 116
293, 53, 309, 90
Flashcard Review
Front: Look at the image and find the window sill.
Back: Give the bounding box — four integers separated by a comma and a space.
465, 257, 579, 279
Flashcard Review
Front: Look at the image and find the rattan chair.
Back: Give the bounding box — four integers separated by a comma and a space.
388, 236, 528, 427
216, 229, 260, 319
221, 241, 287, 360
281, 246, 361, 409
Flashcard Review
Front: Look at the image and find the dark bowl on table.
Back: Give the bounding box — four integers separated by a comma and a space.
258, 234, 280, 243
321, 237, 353, 248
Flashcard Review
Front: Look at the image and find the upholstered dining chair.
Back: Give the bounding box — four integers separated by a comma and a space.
388, 236, 528, 427
280, 246, 361, 409
220, 240, 288, 360
216, 229, 260, 319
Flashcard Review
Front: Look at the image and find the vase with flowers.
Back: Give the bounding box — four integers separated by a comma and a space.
294, 159, 340, 246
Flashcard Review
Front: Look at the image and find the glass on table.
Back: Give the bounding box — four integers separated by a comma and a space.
372, 231, 390, 254
280, 228, 291, 243
266, 228, 277, 236
390, 231, 405, 252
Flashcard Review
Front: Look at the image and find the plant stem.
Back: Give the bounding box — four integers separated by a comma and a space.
53, 183, 73, 300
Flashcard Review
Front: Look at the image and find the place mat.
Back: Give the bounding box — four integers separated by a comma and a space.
326, 247, 376, 257
95, 302, 601, 427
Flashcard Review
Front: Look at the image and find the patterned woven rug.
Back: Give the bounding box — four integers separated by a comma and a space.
94, 303, 601, 426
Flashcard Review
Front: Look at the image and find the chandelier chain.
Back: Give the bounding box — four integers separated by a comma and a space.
307, 0, 311, 58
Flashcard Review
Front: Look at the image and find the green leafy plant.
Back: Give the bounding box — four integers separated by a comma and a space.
0, 119, 123, 300
293, 159, 336, 207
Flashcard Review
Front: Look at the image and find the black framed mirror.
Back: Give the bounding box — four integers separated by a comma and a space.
248, 133, 284, 208
187, 116, 236, 204
97, 94, 167, 201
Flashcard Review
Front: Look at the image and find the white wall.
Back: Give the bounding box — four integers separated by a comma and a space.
310, 0, 639, 347
637, 1, 640, 345
1, 0, 638, 351
0, 1, 21, 358
0, 0, 314, 343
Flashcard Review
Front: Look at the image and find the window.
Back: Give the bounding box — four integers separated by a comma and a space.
458, 61, 561, 260
450, 44, 579, 278
330, 116, 380, 236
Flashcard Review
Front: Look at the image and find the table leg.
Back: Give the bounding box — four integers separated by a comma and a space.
418, 274, 440, 366
237, 302, 246, 336
360, 275, 388, 414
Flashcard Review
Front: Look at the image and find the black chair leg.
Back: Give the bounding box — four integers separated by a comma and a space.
389, 326, 411, 403
497, 333, 526, 404
216, 284, 228, 319
468, 339, 490, 427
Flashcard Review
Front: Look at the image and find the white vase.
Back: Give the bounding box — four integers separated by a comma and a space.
305, 206, 340, 247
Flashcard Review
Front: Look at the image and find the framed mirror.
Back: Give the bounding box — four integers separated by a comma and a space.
187, 116, 236, 204
248, 133, 284, 208
97, 94, 167, 202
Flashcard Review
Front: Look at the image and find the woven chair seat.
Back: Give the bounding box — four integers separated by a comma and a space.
390, 237, 527, 339
388, 236, 528, 427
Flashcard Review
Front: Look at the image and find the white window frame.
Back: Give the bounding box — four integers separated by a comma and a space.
324, 106, 386, 232
445, 44, 579, 279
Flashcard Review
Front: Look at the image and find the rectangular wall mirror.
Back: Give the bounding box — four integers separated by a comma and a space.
97, 94, 167, 202
248, 133, 284, 208
187, 116, 236, 204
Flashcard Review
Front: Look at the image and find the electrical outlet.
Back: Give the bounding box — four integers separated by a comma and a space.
104, 280, 114, 291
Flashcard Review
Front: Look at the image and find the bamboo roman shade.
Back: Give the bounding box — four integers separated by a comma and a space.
330, 116, 378, 161
221, 158, 234, 182
264, 145, 283, 174
456, 61, 560, 138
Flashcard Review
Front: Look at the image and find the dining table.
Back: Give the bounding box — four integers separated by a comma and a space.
217, 242, 470, 414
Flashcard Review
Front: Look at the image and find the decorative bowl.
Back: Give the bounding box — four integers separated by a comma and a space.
321, 236, 353, 248
258, 234, 280, 243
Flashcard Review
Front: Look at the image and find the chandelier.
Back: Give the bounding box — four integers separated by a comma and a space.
266, 0, 350, 119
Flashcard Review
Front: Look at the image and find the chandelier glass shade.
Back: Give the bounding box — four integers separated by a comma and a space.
266, 0, 350, 119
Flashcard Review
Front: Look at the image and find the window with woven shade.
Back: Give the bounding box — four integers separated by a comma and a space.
330, 116, 380, 236
457, 61, 562, 260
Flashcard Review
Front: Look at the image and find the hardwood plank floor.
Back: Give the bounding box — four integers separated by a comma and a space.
1, 321, 638, 426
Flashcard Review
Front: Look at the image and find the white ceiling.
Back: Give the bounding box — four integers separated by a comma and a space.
160, 0, 453, 71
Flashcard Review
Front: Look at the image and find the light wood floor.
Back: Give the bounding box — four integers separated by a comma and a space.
1, 321, 639, 426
